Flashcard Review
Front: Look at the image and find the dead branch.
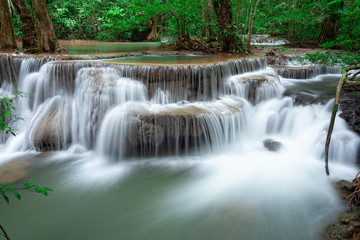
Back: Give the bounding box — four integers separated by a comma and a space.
325, 64, 360, 175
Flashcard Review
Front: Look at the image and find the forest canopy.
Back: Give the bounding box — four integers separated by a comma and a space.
3, 0, 360, 52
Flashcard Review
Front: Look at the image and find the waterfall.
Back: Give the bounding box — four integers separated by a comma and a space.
273, 65, 342, 79
0, 54, 357, 164
0, 53, 359, 240
96, 97, 246, 161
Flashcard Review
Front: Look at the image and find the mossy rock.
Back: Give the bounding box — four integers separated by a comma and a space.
327, 224, 354, 239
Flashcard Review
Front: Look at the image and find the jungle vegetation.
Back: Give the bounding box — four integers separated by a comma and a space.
0, 0, 359, 53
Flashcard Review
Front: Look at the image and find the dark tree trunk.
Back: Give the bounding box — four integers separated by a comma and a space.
33, 0, 61, 52
146, 16, 159, 41
0, 0, 17, 50
212, 0, 240, 52
11, 0, 38, 52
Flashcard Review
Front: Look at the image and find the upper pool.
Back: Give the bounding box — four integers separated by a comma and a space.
59, 41, 162, 55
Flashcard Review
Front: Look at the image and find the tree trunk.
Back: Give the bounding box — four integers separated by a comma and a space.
0, 0, 17, 50
146, 16, 159, 41
246, 0, 261, 50
212, 0, 239, 52
11, 0, 38, 52
33, 0, 61, 52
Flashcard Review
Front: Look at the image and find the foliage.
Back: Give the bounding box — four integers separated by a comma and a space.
6, 0, 360, 51
0, 180, 53, 204
0, 90, 28, 136
299, 50, 360, 67
319, 0, 360, 51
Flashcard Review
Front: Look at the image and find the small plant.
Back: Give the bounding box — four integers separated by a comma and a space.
0, 180, 53, 204
0, 91, 32, 136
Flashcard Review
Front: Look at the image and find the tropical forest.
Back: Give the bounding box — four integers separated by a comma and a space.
0, 0, 360, 239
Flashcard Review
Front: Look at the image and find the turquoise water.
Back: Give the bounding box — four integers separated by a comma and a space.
60, 41, 162, 55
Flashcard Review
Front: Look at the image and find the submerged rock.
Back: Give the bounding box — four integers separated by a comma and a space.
0, 160, 30, 184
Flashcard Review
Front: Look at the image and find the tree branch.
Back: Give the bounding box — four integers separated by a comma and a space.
325, 65, 360, 175
0, 224, 11, 240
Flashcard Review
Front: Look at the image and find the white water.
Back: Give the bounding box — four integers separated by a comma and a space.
0, 55, 359, 240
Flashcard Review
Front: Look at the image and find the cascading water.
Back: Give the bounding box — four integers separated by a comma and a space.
0, 53, 359, 240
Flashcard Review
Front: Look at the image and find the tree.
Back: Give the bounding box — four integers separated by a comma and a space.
212, 0, 242, 52
246, 0, 261, 50
33, 0, 62, 52
0, 0, 17, 50
11, 0, 38, 52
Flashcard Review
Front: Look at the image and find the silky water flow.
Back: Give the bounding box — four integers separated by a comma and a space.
0, 55, 358, 240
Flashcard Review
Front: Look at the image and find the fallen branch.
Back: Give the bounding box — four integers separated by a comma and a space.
325, 64, 360, 175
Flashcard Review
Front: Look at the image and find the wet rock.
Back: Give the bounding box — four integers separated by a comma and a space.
31, 98, 72, 151
340, 213, 357, 224
283, 91, 319, 105
263, 139, 282, 152
138, 121, 165, 145
339, 84, 360, 163
328, 224, 354, 239
334, 180, 355, 202
353, 222, 360, 233
336, 180, 355, 192
340, 85, 360, 136
122, 99, 244, 156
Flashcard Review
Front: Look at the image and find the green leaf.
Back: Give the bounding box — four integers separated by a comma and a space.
1, 191, 10, 204
4, 112, 9, 117
6, 189, 21, 200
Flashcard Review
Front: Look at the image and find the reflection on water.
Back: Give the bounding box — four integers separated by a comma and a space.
100, 55, 249, 66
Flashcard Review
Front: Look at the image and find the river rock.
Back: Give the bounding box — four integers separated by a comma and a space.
266, 50, 287, 66
263, 139, 282, 152
340, 213, 357, 224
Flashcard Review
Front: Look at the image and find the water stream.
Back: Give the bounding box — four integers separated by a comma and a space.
0, 53, 358, 240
